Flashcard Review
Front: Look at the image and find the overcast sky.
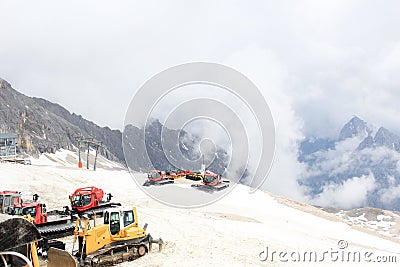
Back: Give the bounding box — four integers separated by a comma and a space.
2, 1, 400, 201
1, 0, 399, 137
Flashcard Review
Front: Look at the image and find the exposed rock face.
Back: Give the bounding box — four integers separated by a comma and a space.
123, 120, 229, 174
0, 78, 229, 174
300, 116, 400, 211
0, 78, 121, 161
338, 116, 371, 140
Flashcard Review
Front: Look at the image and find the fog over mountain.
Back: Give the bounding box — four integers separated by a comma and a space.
300, 116, 400, 211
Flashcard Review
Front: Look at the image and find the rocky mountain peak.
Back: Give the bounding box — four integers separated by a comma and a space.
0, 77, 122, 160
374, 127, 400, 150
0, 78, 11, 91
357, 135, 375, 150
146, 119, 162, 132
301, 115, 400, 211
338, 116, 371, 140
0, 77, 228, 174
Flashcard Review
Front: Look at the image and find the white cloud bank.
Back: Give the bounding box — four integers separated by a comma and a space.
311, 173, 376, 209
225, 45, 307, 201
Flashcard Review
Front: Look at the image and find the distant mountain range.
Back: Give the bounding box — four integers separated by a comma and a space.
300, 116, 400, 211
4, 77, 398, 210
0, 77, 123, 162
0, 77, 228, 174
123, 120, 229, 174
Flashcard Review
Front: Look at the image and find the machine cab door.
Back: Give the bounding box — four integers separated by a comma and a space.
0, 195, 3, 212
109, 211, 121, 235
3, 195, 12, 213
104, 211, 110, 224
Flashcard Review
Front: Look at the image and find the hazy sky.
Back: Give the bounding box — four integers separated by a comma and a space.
1, 0, 399, 136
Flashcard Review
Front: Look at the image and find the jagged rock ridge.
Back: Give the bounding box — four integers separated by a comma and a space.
0, 78, 229, 173
0, 78, 122, 161
123, 119, 229, 174
300, 116, 400, 211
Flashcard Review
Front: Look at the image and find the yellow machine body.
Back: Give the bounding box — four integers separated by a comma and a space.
75, 206, 147, 256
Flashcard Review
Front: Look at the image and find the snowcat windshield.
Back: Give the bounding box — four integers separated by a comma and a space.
148, 172, 160, 179
13, 207, 23, 215
204, 175, 216, 183
22, 206, 36, 218
71, 194, 91, 207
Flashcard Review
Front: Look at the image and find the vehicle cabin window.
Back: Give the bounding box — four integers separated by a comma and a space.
204, 175, 217, 183
104, 211, 110, 224
23, 207, 37, 218
14, 207, 22, 215
0, 196, 3, 210
148, 172, 160, 178
82, 195, 91, 206
123, 211, 135, 227
110, 212, 120, 235
41, 204, 46, 214
72, 195, 81, 206
4, 196, 10, 206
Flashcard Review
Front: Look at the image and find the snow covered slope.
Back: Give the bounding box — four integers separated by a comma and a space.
1, 154, 399, 266
325, 207, 400, 241
29, 148, 125, 171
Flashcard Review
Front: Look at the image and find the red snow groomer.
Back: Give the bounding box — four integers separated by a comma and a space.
0, 190, 22, 214
191, 172, 230, 192
143, 170, 174, 186
13, 200, 74, 239
69, 186, 120, 216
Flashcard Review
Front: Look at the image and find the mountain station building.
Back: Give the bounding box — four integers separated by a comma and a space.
0, 133, 18, 158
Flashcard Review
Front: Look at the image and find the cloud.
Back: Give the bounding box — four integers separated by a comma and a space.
224, 45, 308, 201
379, 185, 400, 204
1, 1, 400, 134
311, 173, 376, 209
308, 136, 365, 177
302, 135, 400, 209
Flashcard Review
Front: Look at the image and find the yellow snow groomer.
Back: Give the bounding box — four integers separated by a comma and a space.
72, 206, 163, 266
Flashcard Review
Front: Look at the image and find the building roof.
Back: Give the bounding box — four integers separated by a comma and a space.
0, 133, 18, 139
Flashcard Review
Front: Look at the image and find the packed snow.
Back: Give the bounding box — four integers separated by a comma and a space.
1, 150, 399, 266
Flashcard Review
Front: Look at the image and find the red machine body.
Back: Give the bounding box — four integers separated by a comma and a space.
202, 173, 221, 186
70, 186, 104, 213
13, 200, 74, 238
69, 186, 120, 216
147, 170, 166, 182
143, 170, 175, 186
191, 172, 229, 192
0, 191, 22, 214
17, 202, 48, 225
